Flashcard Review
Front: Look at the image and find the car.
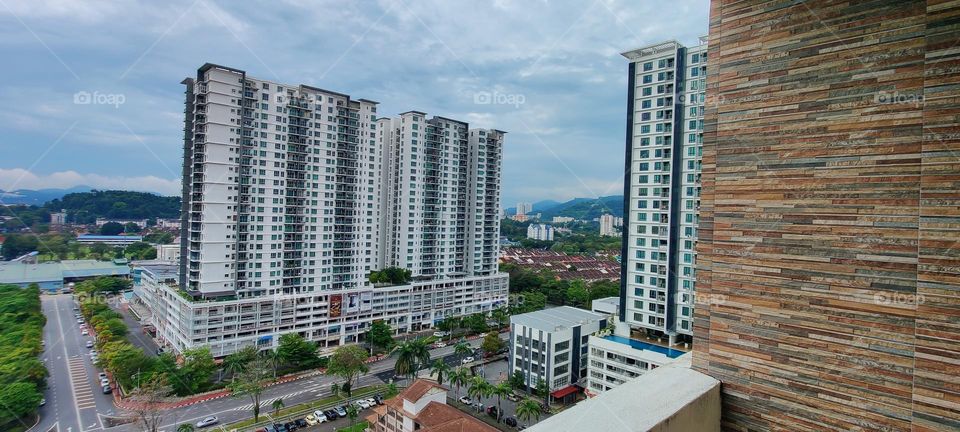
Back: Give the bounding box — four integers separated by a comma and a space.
294, 419, 308, 428
507, 393, 521, 402
77, 319, 83, 324
39, 398, 46, 407
273, 424, 289, 432
196, 416, 219, 428
505, 417, 518, 427
433, 331, 448, 337
459, 396, 472, 405
365, 397, 377, 407
304, 415, 318, 426
355, 399, 370, 409
312, 410, 328, 423
102, 384, 111, 394
374, 394, 384, 405
284, 421, 298, 431
472, 401, 484, 411
325, 409, 338, 420
434, 341, 447, 348
335, 405, 348, 417
100, 377, 109, 386
461, 356, 475, 364
98, 372, 107, 380
85, 340, 94, 348
81, 330, 89, 336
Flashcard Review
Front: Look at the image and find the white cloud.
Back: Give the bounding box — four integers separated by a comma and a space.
0, 168, 180, 196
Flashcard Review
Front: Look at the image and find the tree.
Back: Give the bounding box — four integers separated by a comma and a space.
272, 398, 285, 417
347, 403, 359, 427
492, 382, 512, 422
565, 280, 590, 308
367, 320, 395, 354
491, 308, 509, 329
277, 333, 320, 370
176, 424, 195, 432
463, 313, 489, 334
393, 338, 431, 381
260, 349, 282, 381
481, 332, 505, 357
448, 368, 470, 398
467, 376, 493, 411
100, 222, 125, 236
437, 316, 461, 341
124, 222, 142, 233
341, 381, 352, 397
516, 398, 542, 424
430, 360, 451, 386
326, 345, 369, 396
330, 382, 340, 399
535, 378, 550, 406
127, 375, 172, 432
229, 357, 270, 423
508, 371, 525, 390
0, 382, 42, 425
176, 347, 216, 395
453, 340, 472, 367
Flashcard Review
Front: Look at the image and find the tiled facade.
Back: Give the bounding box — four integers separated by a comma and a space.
693, 1, 960, 430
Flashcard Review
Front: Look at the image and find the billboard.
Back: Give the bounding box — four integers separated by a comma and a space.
329, 294, 342, 318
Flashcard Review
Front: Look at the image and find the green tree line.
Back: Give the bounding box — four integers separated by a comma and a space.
0, 284, 47, 428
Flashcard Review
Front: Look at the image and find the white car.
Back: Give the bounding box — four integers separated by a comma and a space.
312, 410, 328, 423
81, 330, 89, 336
434, 342, 447, 348
98, 372, 107, 380
196, 416, 218, 428
365, 397, 377, 407
461, 356, 475, 364
85, 341, 94, 348
459, 396, 472, 405
433, 331, 449, 337
355, 399, 371, 409
100, 378, 110, 387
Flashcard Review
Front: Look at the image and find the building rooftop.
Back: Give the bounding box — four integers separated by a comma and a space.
603, 335, 686, 359
0, 259, 130, 284
511, 306, 605, 332
77, 234, 144, 241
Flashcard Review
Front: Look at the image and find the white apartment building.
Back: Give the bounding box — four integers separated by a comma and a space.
585, 334, 685, 394
551, 216, 574, 224
599, 214, 618, 237
143, 63, 507, 356
515, 202, 532, 216
526, 223, 554, 241
156, 242, 180, 262
619, 38, 706, 344
509, 307, 606, 396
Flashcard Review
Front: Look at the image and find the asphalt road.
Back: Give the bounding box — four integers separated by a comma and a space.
35, 294, 120, 432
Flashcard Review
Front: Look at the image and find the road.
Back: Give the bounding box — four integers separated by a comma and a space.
36, 294, 119, 432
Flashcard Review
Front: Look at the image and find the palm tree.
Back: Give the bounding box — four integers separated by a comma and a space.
448, 368, 470, 398
430, 359, 451, 386
260, 349, 282, 381
467, 376, 492, 411
394, 338, 431, 382
516, 398, 542, 424
492, 308, 509, 329
176, 424, 195, 432
492, 381, 512, 422
272, 397, 284, 416
446, 316, 461, 341
223, 354, 247, 382
453, 340, 472, 367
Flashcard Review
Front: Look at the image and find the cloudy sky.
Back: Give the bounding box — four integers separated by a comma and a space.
0, 0, 708, 206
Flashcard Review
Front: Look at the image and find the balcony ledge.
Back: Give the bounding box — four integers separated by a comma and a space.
527, 354, 719, 432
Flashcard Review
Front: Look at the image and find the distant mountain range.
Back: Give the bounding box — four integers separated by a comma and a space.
508, 195, 623, 221
0, 186, 93, 205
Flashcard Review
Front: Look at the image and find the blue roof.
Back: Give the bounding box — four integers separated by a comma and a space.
77, 235, 144, 240
603, 335, 686, 359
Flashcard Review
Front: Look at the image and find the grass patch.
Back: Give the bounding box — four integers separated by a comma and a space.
338, 421, 369, 432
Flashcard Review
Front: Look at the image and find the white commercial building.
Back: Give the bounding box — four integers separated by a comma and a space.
620, 38, 706, 344
551, 216, 574, 224
155, 242, 180, 262
526, 223, 554, 241
509, 307, 607, 397
585, 334, 685, 394
590, 296, 620, 318
136, 64, 508, 357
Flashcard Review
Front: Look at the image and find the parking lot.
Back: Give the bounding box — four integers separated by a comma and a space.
452, 358, 552, 429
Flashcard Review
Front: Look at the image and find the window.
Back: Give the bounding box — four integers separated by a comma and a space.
642, 75, 653, 84
643, 62, 653, 71
691, 53, 700, 63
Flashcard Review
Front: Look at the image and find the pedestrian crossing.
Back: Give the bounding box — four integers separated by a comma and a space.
233, 389, 312, 411
67, 356, 97, 410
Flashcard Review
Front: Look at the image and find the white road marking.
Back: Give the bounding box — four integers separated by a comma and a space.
54, 298, 86, 431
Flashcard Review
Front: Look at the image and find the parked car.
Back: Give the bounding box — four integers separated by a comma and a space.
39, 398, 46, 407
85, 340, 94, 348
335, 405, 348, 417
101, 384, 111, 394
294, 419, 307, 428
100, 378, 110, 387
365, 397, 377, 407
355, 399, 371, 409
283, 421, 298, 431
472, 401, 484, 411
304, 414, 319, 426
434, 341, 447, 348
196, 416, 218, 428
505, 417, 518, 427
98, 372, 107, 380
312, 410, 328, 423
461, 356, 475, 364
374, 394, 384, 405
459, 396, 472, 405
433, 331, 449, 337
507, 393, 521, 402
81, 330, 89, 336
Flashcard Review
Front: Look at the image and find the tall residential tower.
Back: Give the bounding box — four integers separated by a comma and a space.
137, 64, 507, 356
619, 38, 707, 344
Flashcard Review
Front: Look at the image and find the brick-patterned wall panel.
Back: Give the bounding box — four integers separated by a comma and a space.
693, 0, 959, 430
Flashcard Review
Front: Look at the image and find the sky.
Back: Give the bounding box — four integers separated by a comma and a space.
0, 0, 709, 206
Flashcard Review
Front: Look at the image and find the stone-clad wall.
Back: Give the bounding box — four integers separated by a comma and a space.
694, 1, 959, 430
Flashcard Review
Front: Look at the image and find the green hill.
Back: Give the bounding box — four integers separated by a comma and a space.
538, 195, 623, 220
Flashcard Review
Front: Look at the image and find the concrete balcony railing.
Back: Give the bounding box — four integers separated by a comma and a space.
526, 354, 719, 432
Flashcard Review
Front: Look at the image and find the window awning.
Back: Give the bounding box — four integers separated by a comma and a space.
550, 385, 579, 399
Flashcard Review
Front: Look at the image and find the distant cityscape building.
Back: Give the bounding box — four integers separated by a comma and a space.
95, 217, 149, 228
134, 64, 508, 357
551, 216, 574, 224
515, 202, 532, 216
526, 223, 554, 241
155, 218, 181, 229
509, 213, 529, 222
620, 38, 707, 344
585, 334, 685, 395
50, 210, 67, 225
0, 259, 130, 292
500, 248, 619, 282
509, 306, 606, 399
155, 242, 180, 262
598, 214, 618, 237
